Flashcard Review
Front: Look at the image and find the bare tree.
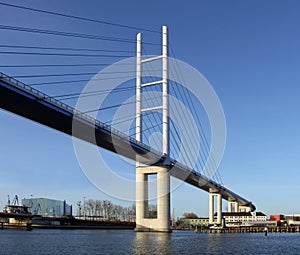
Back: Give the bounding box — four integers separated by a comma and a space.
95, 200, 103, 217
128, 204, 136, 222
86, 199, 95, 217
106, 201, 113, 220
76, 201, 82, 217
77, 198, 136, 222
103, 200, 113, 220
148, 204, 157, 218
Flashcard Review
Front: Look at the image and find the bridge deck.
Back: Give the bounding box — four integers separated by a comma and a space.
0, 72, 255, 210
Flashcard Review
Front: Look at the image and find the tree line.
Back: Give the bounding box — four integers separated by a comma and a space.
76, 199, 135, 222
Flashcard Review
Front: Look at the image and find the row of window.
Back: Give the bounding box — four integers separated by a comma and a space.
225, 216, 266, 221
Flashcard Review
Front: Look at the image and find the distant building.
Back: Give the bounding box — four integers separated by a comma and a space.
270, 215, 285, 225
222, 212, 276, 227
179, 217, 209, 228
22, 198, 72, 217
285, 215, 300, 226
285, 215, 300, 221
268, 215, 300, 226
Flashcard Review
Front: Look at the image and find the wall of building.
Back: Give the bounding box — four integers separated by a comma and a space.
22, 198, 72, 217
179, 218, 209, 228
222, 212, 276, 227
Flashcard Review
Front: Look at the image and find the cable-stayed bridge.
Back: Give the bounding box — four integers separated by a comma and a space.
0, 64, 255, 232
0, 2, 255, 232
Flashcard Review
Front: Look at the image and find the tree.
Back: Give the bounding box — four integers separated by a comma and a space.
76, 201, 82, 217
129, 204, 136, 222
183, 212, 198, 219
86, 199, 95, 217
95, 200, 103, 217
103, 200, 112, 220
75, 198, 136, 222
148, 204, 157, 218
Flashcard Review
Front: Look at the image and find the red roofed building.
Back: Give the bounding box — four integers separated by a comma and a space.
269, 215, 285, 225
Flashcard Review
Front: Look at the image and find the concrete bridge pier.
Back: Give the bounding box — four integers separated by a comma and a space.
238, 205, 252, 212
209, 192, 222, 225
228, 201, 239, 212
135, 165, 171, 232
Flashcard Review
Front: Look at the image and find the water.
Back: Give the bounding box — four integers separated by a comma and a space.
0, 229, 299, 255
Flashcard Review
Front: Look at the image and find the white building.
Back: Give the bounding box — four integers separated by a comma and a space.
285, 215, 300, 226
222, 212, 276, 227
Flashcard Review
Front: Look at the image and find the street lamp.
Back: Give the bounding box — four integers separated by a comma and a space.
83, 196, 86, 220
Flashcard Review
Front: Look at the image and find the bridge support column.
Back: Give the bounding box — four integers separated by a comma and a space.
209, 192, 222, 225
135, 165, 171, 232
228, 201, 239, 213
209, 193, 214, 224
238, 205, 252, 212
217, 193, 222, 225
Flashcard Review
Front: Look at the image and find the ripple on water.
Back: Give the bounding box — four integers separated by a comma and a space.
0, 229, 299, 255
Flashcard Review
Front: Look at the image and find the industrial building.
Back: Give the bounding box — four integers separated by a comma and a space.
22, 198, 72, 217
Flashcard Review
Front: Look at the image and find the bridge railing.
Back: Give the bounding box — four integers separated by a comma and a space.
0, 72, 161, 157
0, 72, 218, 175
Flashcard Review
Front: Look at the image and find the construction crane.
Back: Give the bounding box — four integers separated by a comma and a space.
11, 195, 19, 206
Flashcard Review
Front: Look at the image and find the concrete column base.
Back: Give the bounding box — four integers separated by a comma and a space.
135, 165, 172, 233
135, 224, 172, 233
209, 192, 222, 225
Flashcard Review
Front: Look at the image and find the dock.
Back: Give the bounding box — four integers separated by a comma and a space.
208, 226, 300, 233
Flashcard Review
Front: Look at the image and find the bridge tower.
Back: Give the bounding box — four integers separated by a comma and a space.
135, 26, 171, 232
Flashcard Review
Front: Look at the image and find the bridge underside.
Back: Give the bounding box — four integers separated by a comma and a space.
0, 77, 162, 166
169, 164, 255, 210
0, 73, 256, 231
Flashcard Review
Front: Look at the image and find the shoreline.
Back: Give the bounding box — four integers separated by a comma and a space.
31, 224, 134, 230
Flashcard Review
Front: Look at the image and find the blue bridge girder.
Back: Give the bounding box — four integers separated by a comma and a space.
0, 72, 255, 211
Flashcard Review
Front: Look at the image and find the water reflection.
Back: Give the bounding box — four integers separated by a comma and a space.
204, 233, 224, 254
133, 232, 171, 254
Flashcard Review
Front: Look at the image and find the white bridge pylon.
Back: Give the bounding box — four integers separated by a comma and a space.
134, 26, 254, 232
135, 25, 171, 232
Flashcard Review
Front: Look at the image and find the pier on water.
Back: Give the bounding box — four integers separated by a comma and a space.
208, 226, 300, 234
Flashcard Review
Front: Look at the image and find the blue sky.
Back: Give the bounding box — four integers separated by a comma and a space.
1, 0, 300, 218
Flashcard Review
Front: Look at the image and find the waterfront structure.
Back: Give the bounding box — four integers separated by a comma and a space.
285, 215, 300, 221
283, 215, 300, 226
270, 215, 285, 225
287, 219, 300, 226
22, 198, 72, 217
222, 212, 276, 227
179, 217, 209, 228
268, 215, 300, 226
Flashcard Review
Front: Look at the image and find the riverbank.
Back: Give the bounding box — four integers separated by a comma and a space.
1, 216, 135, 230
32, 216, 135, 230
